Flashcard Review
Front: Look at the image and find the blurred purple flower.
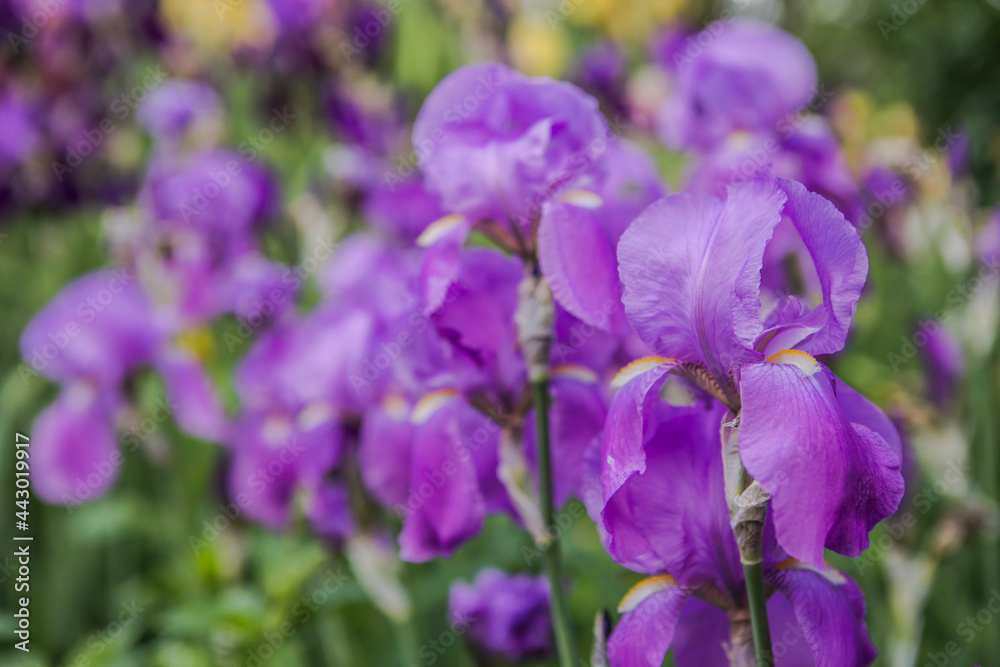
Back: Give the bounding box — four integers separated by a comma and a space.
449, 568, 552, 662
137, 79, 221, 145
21, 270, 228, 504
657, 20, 817, 151
266, 0, 334, 31
574, 41, 628, 118
412, 62, 609, 243
921, 325, 965, 405
135, 149, 284, 326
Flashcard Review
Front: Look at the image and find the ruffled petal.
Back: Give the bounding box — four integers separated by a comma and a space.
618, 178, 785, 387
759, 178, 868, 357
833, 377, 903, 463
739, 354, 904, 566
427, 247, 522, 374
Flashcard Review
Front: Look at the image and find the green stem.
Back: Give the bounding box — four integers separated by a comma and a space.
532, 378, 578, 667
742, 562, 774, 667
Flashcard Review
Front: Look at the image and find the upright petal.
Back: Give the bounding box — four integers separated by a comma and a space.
759, 178, 868, 357
739, 353, 904, 566
618, 178, 785, 388
658, 20, 817, 150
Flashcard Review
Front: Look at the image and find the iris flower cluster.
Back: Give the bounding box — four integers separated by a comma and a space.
19, 17, 924, 667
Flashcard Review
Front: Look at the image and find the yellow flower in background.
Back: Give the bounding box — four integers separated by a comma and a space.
175, 327, 216, 364
566, 0, 686, 41
830, 90, 871, 159
509, 15, 570, 77
870, 103, 920, 142
161, 0, 277, 56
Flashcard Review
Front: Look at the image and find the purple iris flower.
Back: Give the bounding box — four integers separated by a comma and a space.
134, 149, 287, 327
657, 19, 817, 151
449, 568, 552, 662
920, 325, 965, 406
609, 175, 904, 568
382, 240, 624, 560
20, 270, 229, 504
136, 79, 222, 146
226, 303, 374, 538
412, 62, 610, 247
574, 41, 628, 119
599, 399, 877, 666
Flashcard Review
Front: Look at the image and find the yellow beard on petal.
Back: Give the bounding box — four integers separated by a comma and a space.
617, 574, 678, 613
765, 349, 821, 377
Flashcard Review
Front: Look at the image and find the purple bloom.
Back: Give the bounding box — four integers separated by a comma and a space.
611, 175, 904, 567
600, 399, 877, 666
226, 306, 375, 537
20, 271, 228, 503
137, 79, 222, 145
20, 271, 162, 387
412, 62, 609, 243
418, 140, 663, 337
449, 568, 552, 661
266, 0, 333, 31
921, 325, 965, 405
657, 20, 817, 151
414, 64, 665, 336
574, 41, 628, 118
135, 149, 283, 326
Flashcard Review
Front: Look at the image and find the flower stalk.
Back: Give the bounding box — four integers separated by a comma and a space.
517, 268, 577, 667
725, 418, 774, 666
